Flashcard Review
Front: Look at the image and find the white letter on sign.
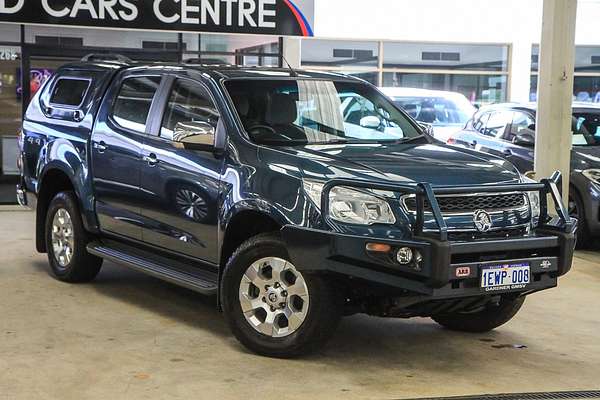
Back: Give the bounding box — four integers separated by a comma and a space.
258, 0, 275, 28
0, 0, 24, 14
42, 0, 69, 17
154, 0, 179, 23
238, 0, 256, 27
181, 0, 199, 24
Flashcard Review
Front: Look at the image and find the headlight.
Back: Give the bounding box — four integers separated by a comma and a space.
521, 174, 541, 223
303, 180, 396, 225
582, 169, 600, 184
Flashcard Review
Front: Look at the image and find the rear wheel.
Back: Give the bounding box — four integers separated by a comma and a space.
45, 191, 103, 283
431, 296, 525, 333
221, 233, 341, 358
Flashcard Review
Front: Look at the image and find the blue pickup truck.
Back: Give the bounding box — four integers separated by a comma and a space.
16, 60, 576, 358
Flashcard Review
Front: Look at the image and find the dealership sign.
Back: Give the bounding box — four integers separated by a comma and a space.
0, 0, 314, 36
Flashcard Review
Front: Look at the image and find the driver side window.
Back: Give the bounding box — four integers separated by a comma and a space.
161, 79, 220, 141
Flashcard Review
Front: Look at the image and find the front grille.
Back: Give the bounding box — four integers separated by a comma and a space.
404, 193, 526, 214
447, 227, 528, 242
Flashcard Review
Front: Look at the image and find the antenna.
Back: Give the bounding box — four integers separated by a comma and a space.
281, 55, 299, 77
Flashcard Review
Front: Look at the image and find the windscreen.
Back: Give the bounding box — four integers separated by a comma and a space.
391, 96, 476, 126
225, 79, 422, 145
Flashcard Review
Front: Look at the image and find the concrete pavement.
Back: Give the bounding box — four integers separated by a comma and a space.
1, 210, 599, 400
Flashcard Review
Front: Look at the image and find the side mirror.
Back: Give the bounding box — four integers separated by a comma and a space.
173, 121, 216, 151
418, 122, 434, 136
513, 131, 535, 147
360, 115, 381, 129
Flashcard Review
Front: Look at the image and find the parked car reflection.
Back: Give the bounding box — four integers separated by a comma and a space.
448, 102, 600, 247
380, 87, 476, 142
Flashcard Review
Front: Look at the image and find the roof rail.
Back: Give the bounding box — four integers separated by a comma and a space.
81, 53, 132, 63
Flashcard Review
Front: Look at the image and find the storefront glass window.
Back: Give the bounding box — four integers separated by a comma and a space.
383, 72, 507, 106
383, 42, 508, 72
182, 33, 280, 66
531, 45, 600, 103
0, 44, 21, 204
300, 40, 508, 105
301, 39, 379, 68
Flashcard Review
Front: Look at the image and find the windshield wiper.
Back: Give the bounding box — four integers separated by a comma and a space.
307, 139, 351, 145
389, 135, 428, 144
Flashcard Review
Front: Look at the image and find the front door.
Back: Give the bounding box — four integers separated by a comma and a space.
139, 76, 223, 263
91, 72, 162, 240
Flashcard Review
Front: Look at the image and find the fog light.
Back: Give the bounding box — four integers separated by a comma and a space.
396, 247, 413, 265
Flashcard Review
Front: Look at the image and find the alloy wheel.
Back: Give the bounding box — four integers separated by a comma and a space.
239, 257, 310, 338
51, 208, 75, 267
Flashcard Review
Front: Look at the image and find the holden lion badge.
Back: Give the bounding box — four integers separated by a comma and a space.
473, 209, 492, 233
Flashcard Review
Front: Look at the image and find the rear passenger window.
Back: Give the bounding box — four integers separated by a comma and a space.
50, 78, 90, 107
112, 76, 161, 133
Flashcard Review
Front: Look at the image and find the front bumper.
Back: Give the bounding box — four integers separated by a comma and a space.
283, 171, 576, 300
282, 225, 575, 299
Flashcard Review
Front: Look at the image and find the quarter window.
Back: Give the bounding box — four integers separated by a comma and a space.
160, 80, 220, 141
112, 76, 161, 133
50, 78, 90, 107
473, 112, 491, 134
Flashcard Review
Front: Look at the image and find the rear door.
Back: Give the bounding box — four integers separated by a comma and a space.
91, 70, 162, 240
138, 75, 224, 263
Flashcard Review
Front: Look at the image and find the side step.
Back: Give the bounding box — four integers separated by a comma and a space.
87, 242, 218, 295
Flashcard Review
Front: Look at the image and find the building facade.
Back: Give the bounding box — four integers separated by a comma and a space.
1, 0, 600, 202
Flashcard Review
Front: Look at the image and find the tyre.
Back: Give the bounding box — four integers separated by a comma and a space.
45, 191, 103, 283
568, 189, 591, 248
431, 296, 525, 333
221, 233, 341, 358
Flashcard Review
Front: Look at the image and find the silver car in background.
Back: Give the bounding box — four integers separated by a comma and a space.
381, 87, 476, 142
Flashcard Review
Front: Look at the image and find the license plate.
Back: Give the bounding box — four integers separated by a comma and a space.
480, 263, 530, 292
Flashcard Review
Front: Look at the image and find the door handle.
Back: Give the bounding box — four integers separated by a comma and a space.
471, 140, 478, 147
94, 141, 108, 153
144, 153, 159, 166
502, 149, 512, 156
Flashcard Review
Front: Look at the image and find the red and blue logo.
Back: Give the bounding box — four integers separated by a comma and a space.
283, 0, 314, 36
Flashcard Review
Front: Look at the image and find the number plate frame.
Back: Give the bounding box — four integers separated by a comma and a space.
480, 262, 530, 292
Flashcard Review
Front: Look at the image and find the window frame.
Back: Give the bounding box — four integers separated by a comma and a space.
147, 75, 222, 145
48, 77, 92, 110
109, 74, 163, 136
158, 77, 221, 141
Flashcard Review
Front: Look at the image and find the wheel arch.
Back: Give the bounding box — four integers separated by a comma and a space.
219, 208, 284, 269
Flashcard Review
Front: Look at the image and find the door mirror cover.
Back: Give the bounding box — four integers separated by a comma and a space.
513, 131, 535, 146
359, 115, 381, 129
173, 121, 216, 150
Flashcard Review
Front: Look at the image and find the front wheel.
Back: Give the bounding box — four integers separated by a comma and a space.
431, 296, 525, 333
221, 233, 341, 358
